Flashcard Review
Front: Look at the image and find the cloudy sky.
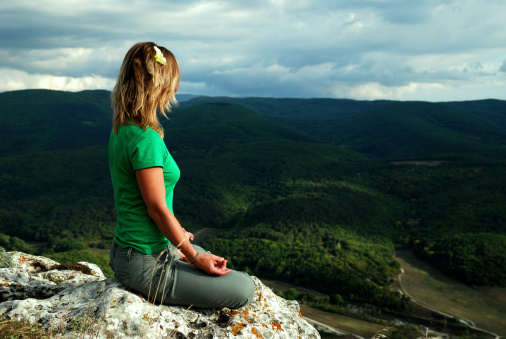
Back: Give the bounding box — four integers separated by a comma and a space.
1, 0, 506, 101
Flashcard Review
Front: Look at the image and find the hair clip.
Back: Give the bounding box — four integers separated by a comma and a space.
153, 46, 167, 65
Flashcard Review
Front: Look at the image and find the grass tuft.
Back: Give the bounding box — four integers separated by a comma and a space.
0, 247, 15, 268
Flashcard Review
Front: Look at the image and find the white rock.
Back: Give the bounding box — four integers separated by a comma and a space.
0, 252, 320, 338
0, 252, 104, 301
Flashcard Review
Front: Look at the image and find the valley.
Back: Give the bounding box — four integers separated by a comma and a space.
394, 251, 505, 337
262, 250, 505, 338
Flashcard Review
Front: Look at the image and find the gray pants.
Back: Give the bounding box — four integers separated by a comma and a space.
109, 242, 255, 309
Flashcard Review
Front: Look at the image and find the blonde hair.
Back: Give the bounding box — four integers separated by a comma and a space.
111, 42, 180, 138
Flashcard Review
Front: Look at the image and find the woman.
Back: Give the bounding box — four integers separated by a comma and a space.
108, 42, 255, 309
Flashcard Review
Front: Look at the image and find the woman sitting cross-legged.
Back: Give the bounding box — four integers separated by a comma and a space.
108, 41, 255, 309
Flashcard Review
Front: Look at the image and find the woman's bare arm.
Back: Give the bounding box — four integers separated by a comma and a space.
136, 167, 231, 276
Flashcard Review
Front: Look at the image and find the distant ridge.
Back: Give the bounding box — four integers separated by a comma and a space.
327, 101, 506, 159
176, 93, 200, 102
445, 99, 506, 131
0, 89, 112, 157
2, 89, 505, 160
181, 95, 506, 160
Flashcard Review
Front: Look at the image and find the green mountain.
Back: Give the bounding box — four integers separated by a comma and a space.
182, 97, 506, 160
328, 101, 506, 159
446, 99, 506, 131
0, 89, 111, 156
180, 96, 390, 119
0, 89, 505, 309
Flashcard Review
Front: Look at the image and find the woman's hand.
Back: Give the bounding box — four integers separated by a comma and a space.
177, 250, 189, 263
193, 252, 231, 276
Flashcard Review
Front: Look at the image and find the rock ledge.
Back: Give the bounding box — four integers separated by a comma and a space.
0, 252, 320, 338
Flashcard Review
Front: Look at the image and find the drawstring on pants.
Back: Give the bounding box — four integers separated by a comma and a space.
148, 245, 177, 304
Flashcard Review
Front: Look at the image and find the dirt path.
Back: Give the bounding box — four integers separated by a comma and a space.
192, 227, 227, 244
393, 252, 501, 339
302, 316, 355, 338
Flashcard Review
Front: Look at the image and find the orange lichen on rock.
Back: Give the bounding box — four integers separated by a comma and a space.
230, 322, 246, 335
298, 308, 302, 318
271, 321, 282, 331
246, 309, 261, 325
251, 327, 263, 338
18, 256, 32, 262
231, 309, 250, 317
231, 309, 257, 325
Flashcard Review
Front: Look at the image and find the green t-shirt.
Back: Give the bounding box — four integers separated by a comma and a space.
108, 124, 180, 254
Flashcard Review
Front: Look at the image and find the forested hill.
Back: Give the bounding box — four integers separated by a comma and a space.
1, 90, 505, 312
0, 89, 112, 157
181, 96, 506, 160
